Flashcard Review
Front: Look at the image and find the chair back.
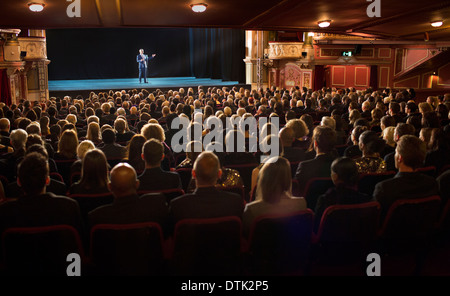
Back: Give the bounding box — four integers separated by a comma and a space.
357, 171, 396, 196
2, 225, 84, 275
175, 168, 192, 192
138, 188, 185, 204
247, 209, 314, 275
90, 222, 165, 275
303, 177, 335, 210
173, 216, 243, 275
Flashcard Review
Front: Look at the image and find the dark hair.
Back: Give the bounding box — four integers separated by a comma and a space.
18, 152, 48, 195
359, 130, 386, 154
331, 157, 359, 186
127, 134, 146, 161
395, 123, 416, 138
101, 128, 116, 144
142, 139, 164, 166
396, 135, 426, 170
79, 149, 109, 190
313, 126, 336, 153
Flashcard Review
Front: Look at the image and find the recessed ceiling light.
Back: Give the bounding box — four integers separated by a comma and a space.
431, 21, 443, 27
28, 2, 45, 12
191, 3, 208, 13
318, 20, 331, 28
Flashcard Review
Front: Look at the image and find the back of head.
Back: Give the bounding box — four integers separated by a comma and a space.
279, 126, 295, 147
396, 135, 426, 170
109, 162, 138, 197
10, 128, 28, 150
313, 126, 336, 153
141, 123, 166, 142
18, 152, 49, 195
359, 130, 386, 154
395, 122, 415, 139
101, 128, 116, 144
142, 138, 164, 167
256, 156, 292, 203
80, 149, 108, 189
331, 157, 359, 187
193, 151, 221, 186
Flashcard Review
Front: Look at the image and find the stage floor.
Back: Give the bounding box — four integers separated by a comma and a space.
49, 77, 243, 92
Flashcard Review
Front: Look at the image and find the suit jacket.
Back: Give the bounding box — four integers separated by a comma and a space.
437, 170, 450, 206
169, 186, 244, 226
383, 151, 396, 172
282, 146, 306, 163
137, 54, 154, 68
137, 167, 182, 192
88, 193, 169, 230
6, 179, 67, 198
99, 143, 127, 160
0, 192, 83, 236
294, 152, 337, 196
373, 171, 439, 219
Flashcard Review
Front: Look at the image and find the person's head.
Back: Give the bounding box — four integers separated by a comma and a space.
380, 115, 395, 130
395, 135, 426, 171
394, 122, 416, 142
359, 130, 386, 156
313, 126, 336, 154
141, 122, 166, 142
351, 125, 368, 145
108, 162, 139, 198
285, 118, 309, 139
139, 49, 144, 55
279, 126, 295, 148
77, 140, 95, 160
127, 134, 147, 161
142, 138, 164, 168
79, 149, 109, 189
256, 156, 292, 204
192, 151, 222, 187
320, 116, 336, 130
101, 128, 116, 145
58, 129, 78, 159
17, 152, 49, 195
10, 128, 28, 151
86, 122, 101, 143
330, 157, 359, 187
0, 118, 10, 132
382, 126, 396, 147
114, 118, 128, 134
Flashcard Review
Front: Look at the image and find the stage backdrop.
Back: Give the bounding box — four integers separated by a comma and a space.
46, 28, 245, 83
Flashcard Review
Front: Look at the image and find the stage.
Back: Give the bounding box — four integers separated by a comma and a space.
48, 77, 249, 98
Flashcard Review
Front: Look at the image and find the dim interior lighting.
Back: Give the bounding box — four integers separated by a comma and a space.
28, 2, 45, 12
431, 21, 443, 27
191, 3, 207, 13
318, 20, 331, 28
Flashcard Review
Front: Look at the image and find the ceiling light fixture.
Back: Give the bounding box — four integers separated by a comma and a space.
318, 20, 331, 28
308, 32, 315, 37
28, 2, 45, 12
191, 3, 208, 13
431, 21, 443, 27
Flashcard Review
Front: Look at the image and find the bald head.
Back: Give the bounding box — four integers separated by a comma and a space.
109, 163, 140, 197
192, 151, 222, 187
279, 127, 295, 147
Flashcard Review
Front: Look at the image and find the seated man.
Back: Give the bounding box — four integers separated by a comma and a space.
137, 139, 182, 192
294, 126, 338, 196
169, 151, 244, 225
99, 128, 127, 160
383, 123, 416, 171
88, 163, 169, 230
0, 152, 82, 235
374, 135, 439, 219
314, 157, 373, 231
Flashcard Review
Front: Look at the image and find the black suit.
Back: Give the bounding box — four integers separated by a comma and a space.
294, 152, 337, 196
169, 186, 244, 225
373, 171, 439, 219
0, 192, 83, 236
137, 167, 182, 192
99, 143, 127, 160
6, 179, 67, 198
282, 146, 306, 163
88, 193, 169, 230
437, 170, 450, 206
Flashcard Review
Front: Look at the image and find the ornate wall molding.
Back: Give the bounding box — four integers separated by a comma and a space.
268, 42, 304, 59
19, 37, 47, 60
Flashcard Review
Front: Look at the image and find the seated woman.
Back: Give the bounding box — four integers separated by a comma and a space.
314, 157, 374, 231
70, 140, 96, 183
243, 156, 307, 237
354, 130, 387, 174
125, 134, 147, 174
68, 149, 110, 195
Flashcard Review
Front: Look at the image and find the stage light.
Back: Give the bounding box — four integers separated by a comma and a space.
191, 3, 207, 13
28, 2, 45, 12
318, 20, 331, 28
431, 21, 443, 27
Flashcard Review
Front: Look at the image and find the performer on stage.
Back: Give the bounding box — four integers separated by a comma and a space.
137, 49, 156, 84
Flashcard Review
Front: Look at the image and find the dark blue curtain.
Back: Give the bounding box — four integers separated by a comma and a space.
47, 28, 245, 83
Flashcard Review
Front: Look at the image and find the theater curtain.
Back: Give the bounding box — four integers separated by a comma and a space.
189, 28, 245, 82
0, 69, 12, 106
370, 65, 378, 90
313, 65, 324, 90
46, 28, 245, 83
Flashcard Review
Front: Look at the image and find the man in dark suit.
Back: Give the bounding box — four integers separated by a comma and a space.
137, 49, 156, 84
169, 151, 244, 225
0, 152, 83, 236
374, 135, 439, 219
294, 126, 338, 196
88, 163, 169, 230
137, 138, 182, 192
99, 128, 127, 160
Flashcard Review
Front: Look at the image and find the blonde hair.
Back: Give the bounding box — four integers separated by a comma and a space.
141, 123, 166, 142
77, 140, 95, 159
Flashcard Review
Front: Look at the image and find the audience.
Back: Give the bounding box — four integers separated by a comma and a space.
354, 131, 387, 174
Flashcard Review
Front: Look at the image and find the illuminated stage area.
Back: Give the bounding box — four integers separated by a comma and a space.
48, 77, 248, 97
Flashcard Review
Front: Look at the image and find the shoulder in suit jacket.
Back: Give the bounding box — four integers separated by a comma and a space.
138, 167, 181, 192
